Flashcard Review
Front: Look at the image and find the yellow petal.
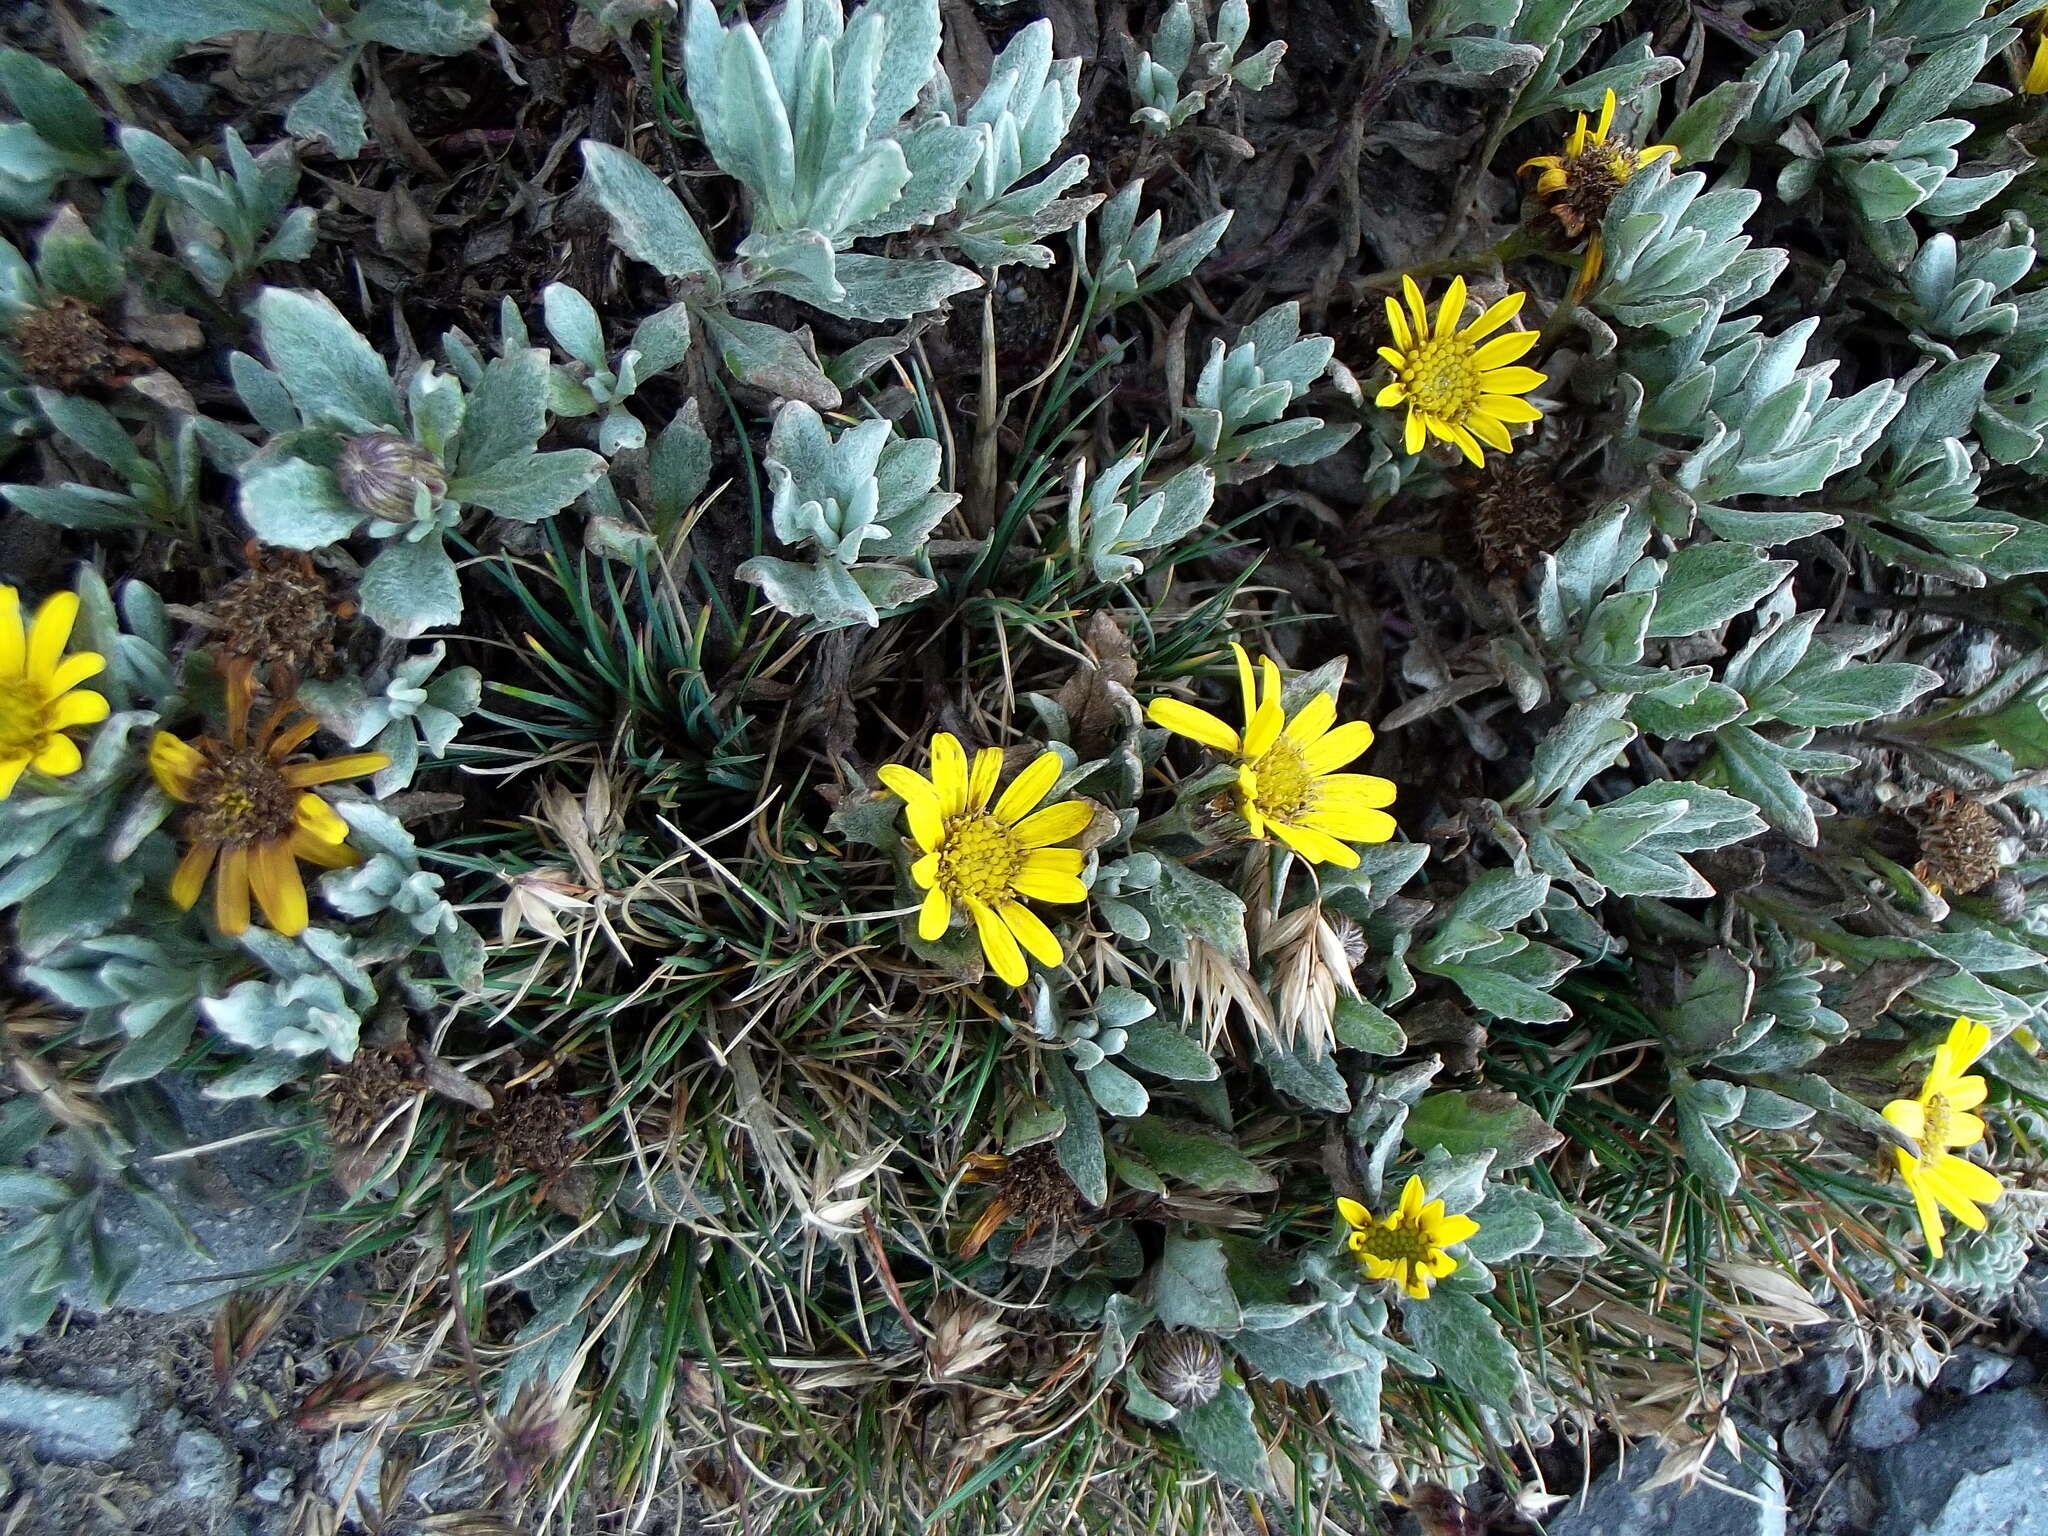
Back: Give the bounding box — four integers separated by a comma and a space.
0, 586, 22, 676
1436, 1214, 1481, 1246
1477, 394, 1546, 424
1468, 411, 1515, 454
970, 899, 1026, 986
1241, 657, 1287, 756
1147, 698, 1240, 754
46, 688, 108, 730
1299, 806, 1397, 845
250, 838, 309, 937
1000, 901, 1063, 968
31, 734, 80, 776
1271, 818, 1360, 866
994, 751, 1061, 823
1304, 720, 1375, 775
1942, 1075, 1988, 1113
1375, 382, 1407, 408
216, 846, 252, 935
0, 757, 27, 800
1596, 89, 1616, 141
1476, 365, 1548, 395
1384, 295, 1412, 350
878, 763, 940, 808
293, 792, 349, 843
1637, 144, 1678, 170
1928, 1153, 2002, 1208
968, 747, 1004, 812
149, 732, 205, 801
1011, 799, 1092, 848
1471, 328, 1540, 368
1402, 275, 1430, 340
930, 733, 968, 817
282, 752, 391, 787
1375, 345, 1407, 372
1314, 773, 1398, 811
1882, 1099, 1926, 1142
1011, 858, 1087, 905
1402, 409, 1426, 456
1945, 1016, 1993, 1074
25, 590, 78, 683
1336, 1196, 1371, 1229
1237, 765, 1266, 838
1399, 1177, 1425, 1218
1907, 1171, 1947, 1259
918, 884, 952, 941
1446, 423, 1488, 466
904, 794, 943, 852
289, 829, 359, 869
1435, 275, 1468, 336
46, 651, 104, 696
169, 839, 216, 910
1284, 692, 1336, 745
1942, 1111, 1988, 1148
1233, 643, 1259, 728
910, 851, 940, 887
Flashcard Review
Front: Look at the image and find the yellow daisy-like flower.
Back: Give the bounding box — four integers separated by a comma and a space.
1882, 1015, 2005, 1260
879, 733, 1093, 987
1519, 88, 1678, 241
150, 667, 390, 937
2029, 28, 2048, 93
0, 585, 111, 799
1146, 643, 1397, 869
1375, 276, 1546, 466
1338, 1176, 1481, 1300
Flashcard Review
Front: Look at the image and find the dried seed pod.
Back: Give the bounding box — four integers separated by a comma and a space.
486, 1087, 587, 1179
1913, 789, 2003, 895
337, 431, 447, 521
10, 296, 149, 393
210, 545, 346, 683
315, 1047, 426, 1148
1143, 1330, 1223, 1409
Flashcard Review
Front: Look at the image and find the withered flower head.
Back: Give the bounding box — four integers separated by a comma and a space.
1519, 89, 1678, 244
211, 544, 348, 685
488, 1087, 587, 1180
315, 1047, 427, 1148
9, 296, 149, 394
1142, 1330, 1223, 1408
1913, 789, 2004, 896
337, 431, 447, 522
958, 1142, 1084, 1257
1452, 452, 1582, 578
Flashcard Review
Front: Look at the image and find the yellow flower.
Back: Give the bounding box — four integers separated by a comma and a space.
2029, 29, 2048, 93
1146, 643, 1397, 868
150, 666, 390, 937
1338, 1176, 1480, 1300
1375, 276, 1546, 465
879, 733, 1092, 987
1882, 1016, 2004, 1259
0, 585, 110, 798
1519, 88, 1678, 241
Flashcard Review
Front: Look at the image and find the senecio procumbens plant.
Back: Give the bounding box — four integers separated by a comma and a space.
578, 0, 1094, 406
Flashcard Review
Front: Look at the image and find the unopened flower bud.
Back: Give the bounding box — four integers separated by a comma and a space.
1143, 1330, 1222, 1409
337, 431, 446, 521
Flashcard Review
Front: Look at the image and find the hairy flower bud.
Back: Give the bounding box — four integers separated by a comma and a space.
1143, 1330, 1222, 1409
337, 432, 446, 521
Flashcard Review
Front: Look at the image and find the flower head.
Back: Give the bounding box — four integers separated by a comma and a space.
1339, 1176, 1480, 1300
149, 668, 390, 937
1376, 276, 1546, 465
880, 733, 1092, 986
1520, 89, 1677, 240
1147, 643, 1397, 868
1882, 1016, 2004, 1259
2028, 26, 2048, 93
0, 585, 110, 799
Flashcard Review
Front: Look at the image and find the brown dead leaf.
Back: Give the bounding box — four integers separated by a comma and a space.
1052, 611, 1139, 758
374, 183, 434, 271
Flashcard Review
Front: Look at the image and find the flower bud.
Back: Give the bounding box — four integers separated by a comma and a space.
337, 431, 446, 521
1143, 1330, 1222, 1409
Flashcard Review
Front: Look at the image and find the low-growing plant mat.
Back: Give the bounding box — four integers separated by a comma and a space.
1, 0, 2047, 1531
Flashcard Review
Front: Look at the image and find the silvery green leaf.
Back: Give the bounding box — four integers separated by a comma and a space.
650, 401, 713, 523
284, 57, 367, 160
447, 449, 606, 521
0, 50, 107, 165
116, 125, 191, 197
819, 253, 981, 322
34, 390, 144, 478
1045, 1053, 1107, 1204
699, 308, 841, 408
1086, 1059, 1149, 1117
238, 458, 364, 548
34, 205, 123, 304
453, 345, 549, 477
579, 142, 720, 287
1647, 544, 1793, 637
359, 533, 462, 639
1174, 1384, 1271, 1493
1119, 1020, 1217, 1081
541, 282, 607, 371
255, 287, 402, 433
598, 407, 643, 456
630, 303, 692, 376
345, 0, 494, 55
736, 554, 880, 628
94, 0, 324, 42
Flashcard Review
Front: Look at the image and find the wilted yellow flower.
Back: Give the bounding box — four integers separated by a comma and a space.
1883, 1016, 2004, 1259
880, 733, 1091, 986
0, 585, 110, 798
1375, 276, 1546, 465
150, 667, 389, 937
1338, 1176, 1479, 1300
1520, 88, 1677, 240
1147, 643, 1397, 868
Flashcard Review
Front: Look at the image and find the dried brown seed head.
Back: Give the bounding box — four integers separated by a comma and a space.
1913, 790, 2003, 895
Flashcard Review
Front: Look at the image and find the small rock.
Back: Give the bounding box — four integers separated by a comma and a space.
1812, 1467, 1881, 1536
1874, 1387, 2048, 1536
1799, 1349, 1851, 1400
173, 1425, 239, 1503
1849, 1379, 1922, 1451
1937, 1346, 2016, 1397
0, 1380, 142, 1462
251, 1467, 294, 1504
1781, 1415, 1831, 1471
1541, 1434, 1787, 1536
